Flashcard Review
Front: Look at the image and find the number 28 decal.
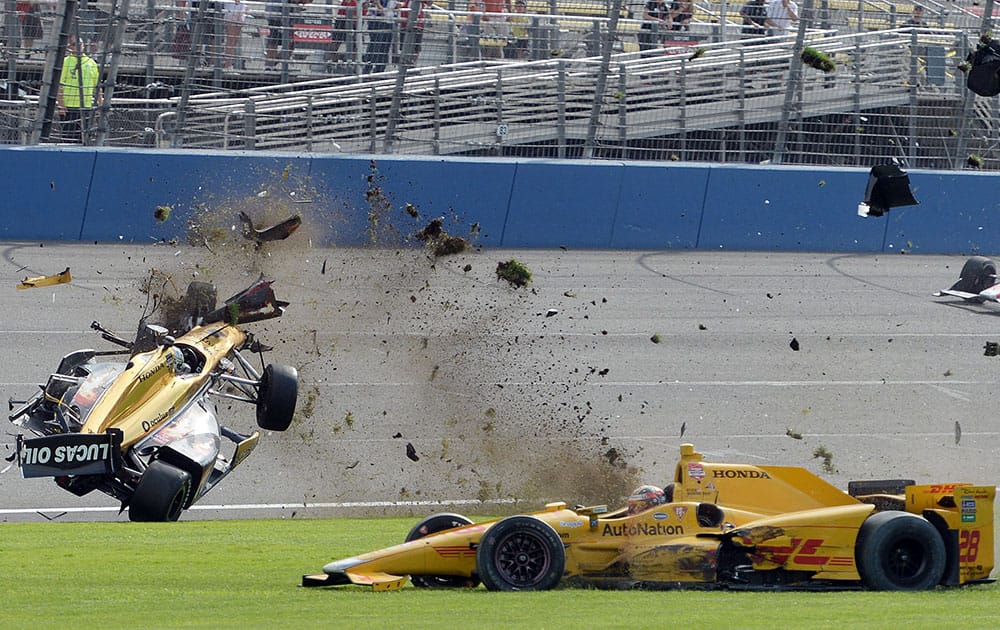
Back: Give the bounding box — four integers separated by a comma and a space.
959, 530, 981, 563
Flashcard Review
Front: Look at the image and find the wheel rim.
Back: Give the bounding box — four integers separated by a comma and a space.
884, 538, 926, 583
492, 530, 551, 587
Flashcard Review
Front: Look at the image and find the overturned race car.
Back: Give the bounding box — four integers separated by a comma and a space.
304, 444, 994, 591
7, 277, 298, 522
934, 256, 1000, 303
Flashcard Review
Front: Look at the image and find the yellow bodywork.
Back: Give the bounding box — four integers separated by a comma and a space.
306, 444, 996, 590
17, 267, 71, 289
80, 322, 244, 449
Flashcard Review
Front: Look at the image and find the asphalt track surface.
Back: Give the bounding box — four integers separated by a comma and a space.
2, 241, 999, 523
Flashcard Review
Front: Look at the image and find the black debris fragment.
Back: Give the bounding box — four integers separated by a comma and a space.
406, 442, 420, 462
790, 337, 800, 351
955, 421, 962, 446
985, 341, 1000, 356
239, 211, 302, 243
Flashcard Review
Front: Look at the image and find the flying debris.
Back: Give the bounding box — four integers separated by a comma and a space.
17, 267, 71, 289
239, 211, 302, 243
858, 164, 918, 218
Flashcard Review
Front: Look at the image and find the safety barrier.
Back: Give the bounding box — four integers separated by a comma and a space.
0, 146, 997, 254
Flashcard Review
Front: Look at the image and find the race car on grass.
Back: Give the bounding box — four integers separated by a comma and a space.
7, 277, 298, 522
303, 443, 994, 591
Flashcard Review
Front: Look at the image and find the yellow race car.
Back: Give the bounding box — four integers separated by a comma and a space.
303, 444, 994, 591
8, 277, 298, 522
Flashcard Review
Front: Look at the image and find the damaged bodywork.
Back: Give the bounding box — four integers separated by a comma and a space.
7, 276, 299, 521
303, 444, 994, 591
934, 256, 1000, 303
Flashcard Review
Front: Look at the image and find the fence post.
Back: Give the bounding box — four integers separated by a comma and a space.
369, 86, 378, 153
583, 0, 624, 158
243, 99, 256, 149
433, 77, 441, 154
557, 59, 566, 158
617, 63, 627, 156
772, 0, 812, 164
494, 69, 504, 155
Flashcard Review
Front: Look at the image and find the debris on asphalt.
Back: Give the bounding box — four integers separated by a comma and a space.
406, 442, 420, 462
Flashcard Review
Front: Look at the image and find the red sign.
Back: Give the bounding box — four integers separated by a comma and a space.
292, 19, 332, 49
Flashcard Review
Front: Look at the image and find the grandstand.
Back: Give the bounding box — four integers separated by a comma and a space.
0, 0, 997, 169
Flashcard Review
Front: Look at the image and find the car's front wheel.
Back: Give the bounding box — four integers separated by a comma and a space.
476, 515, 565, 591
129, 460, 192, 522
256, 364, 298, 431
405, 513, 480, 588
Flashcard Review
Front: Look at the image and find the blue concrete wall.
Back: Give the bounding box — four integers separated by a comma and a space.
0, 145, 997, 254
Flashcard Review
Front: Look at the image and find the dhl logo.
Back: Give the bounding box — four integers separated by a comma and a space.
755, 538, 852, 568
928, 484, 962, 494
432, 545, 476, 559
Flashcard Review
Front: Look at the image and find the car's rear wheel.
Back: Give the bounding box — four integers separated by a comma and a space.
476, 515, 565, 591
405, 513, 480, 588
855, 511, 946, 590
256, 364, 298, 431
129, 460, 192, 522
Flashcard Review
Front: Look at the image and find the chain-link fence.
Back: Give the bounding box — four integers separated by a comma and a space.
1, 0, 998, 169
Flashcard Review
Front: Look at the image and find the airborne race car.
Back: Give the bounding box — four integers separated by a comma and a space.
7, 277, 298, 522
304, 444, 995, 591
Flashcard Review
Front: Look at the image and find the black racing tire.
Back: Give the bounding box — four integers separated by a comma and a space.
129, 460, 193, 522
256, 364, 298, 431
476, 515, 565, 591
855, 511, 946, 590
958, 256, 998, 294
405, 513, 480, 588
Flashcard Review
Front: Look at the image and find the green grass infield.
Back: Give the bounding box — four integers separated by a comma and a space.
2, 517, 999, 629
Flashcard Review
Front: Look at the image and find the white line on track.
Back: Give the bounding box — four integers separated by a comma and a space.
0, 498, 519, 516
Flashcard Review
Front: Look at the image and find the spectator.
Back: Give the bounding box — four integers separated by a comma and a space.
905, 5, 923, 26
57, 38, 102, 144
481, 0, 510, 59
458, 0, 483, 62
765, 0, 797, 36
398, 0, 430, 67
364, 0, 397, 73
329, 0, 362, 62
740, 0, 767, 38
669, 0, 692, 31
266, 0, 311, 69
222, 0, 249, 68
16, 1, 43, 58
638, 0, 669, 51
507, 0, 530, 59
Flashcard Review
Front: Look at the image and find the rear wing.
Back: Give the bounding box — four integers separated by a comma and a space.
907, 484, 995, 585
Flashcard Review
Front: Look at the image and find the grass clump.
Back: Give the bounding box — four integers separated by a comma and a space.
496, 259, 532, 288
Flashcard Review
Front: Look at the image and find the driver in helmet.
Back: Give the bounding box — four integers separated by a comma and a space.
627, 485, 667, 515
